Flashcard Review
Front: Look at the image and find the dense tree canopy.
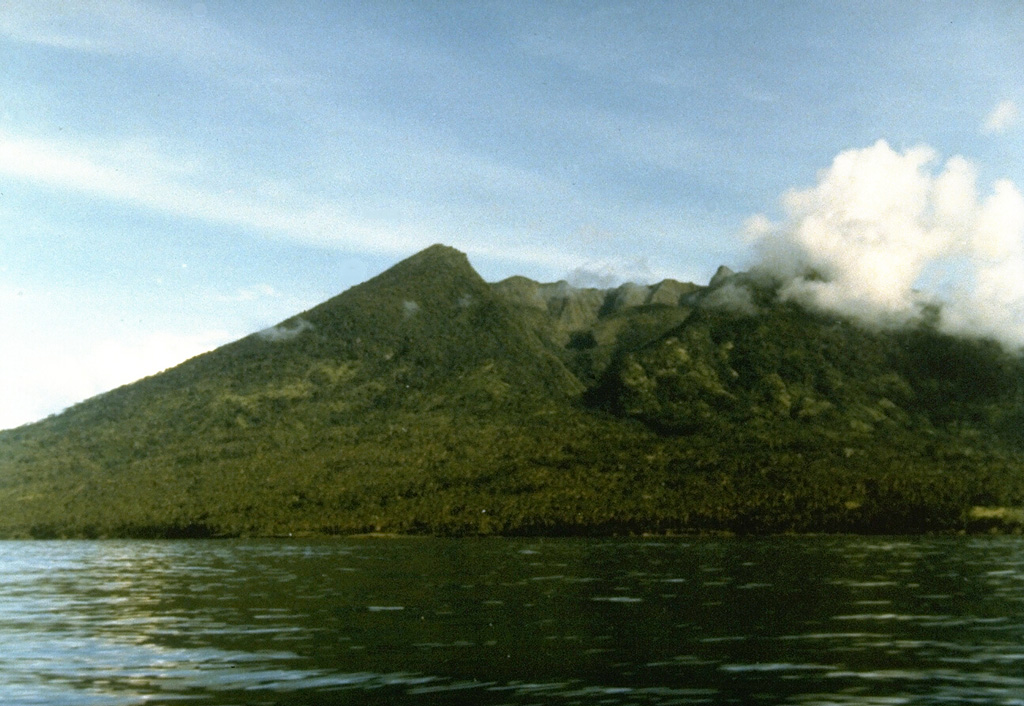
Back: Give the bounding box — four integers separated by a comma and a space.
2, 245, 1023, 538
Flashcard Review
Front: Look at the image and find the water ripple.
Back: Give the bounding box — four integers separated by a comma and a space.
3, 537, 1024, 705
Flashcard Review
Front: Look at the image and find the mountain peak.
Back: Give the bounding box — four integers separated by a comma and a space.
709, 265, 736, 288
408, 243, 469, 262
244, 242, 583, 404
330, 244, 481, 305
372, 243, 473, 279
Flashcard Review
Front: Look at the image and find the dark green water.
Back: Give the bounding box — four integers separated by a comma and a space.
1, 536, 1023, 705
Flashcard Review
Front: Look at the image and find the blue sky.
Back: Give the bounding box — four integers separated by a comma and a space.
2, 1, 1023, 429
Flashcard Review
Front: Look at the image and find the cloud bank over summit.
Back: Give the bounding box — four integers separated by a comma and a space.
746, 141, 1024, 349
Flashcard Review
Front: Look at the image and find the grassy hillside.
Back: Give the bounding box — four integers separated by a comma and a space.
1, 245, 1023, 538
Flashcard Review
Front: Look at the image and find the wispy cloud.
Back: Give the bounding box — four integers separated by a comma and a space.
2, 0, 228, 61
0, 124, 695, 281
982, 99, 1019, 134
0, 130, 428, 255
0, 0, 140, 53
0, 0, 296, 93
216, 284, 282, 304
257, 318, 313, 343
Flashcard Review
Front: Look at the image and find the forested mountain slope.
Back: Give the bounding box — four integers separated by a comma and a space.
2, 245, 1023, 537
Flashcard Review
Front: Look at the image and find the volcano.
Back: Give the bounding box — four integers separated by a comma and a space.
2, 245, 1023, 537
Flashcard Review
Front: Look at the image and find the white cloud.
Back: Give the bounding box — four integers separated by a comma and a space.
983, 100, 1019, 134
257, 318, 313, 342
703, 281, 759, 315
748, 140, 1024, 348
565, 256, 658, 288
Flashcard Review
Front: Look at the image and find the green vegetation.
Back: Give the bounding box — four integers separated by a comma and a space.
1, 245, 1023, 538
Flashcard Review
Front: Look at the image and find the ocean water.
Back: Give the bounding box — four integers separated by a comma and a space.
1, 536, 1023, 705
